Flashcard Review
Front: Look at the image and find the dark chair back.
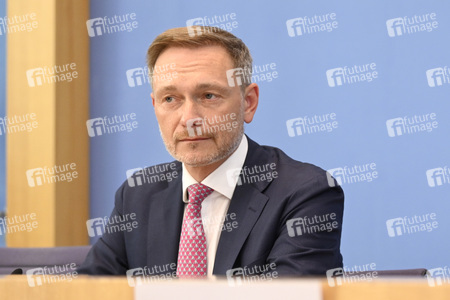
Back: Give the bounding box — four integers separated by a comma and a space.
0, 246, 91, 275
356, 268, 427, 277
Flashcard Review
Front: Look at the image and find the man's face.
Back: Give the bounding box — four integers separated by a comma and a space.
151, 45, 256, 167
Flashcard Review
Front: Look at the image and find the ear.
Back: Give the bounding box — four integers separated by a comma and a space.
243, 83, 259, 123
151, 92, 155, 107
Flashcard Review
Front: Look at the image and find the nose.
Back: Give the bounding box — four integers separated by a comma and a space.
180, 98, 203, 128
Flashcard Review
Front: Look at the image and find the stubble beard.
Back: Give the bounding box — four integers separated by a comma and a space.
159, 108, 245, 167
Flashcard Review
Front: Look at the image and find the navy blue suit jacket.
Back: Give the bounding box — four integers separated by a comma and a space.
78, 136, 344, 276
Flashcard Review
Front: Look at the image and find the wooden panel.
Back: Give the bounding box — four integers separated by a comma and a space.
0, 277, 449, 300
6, 0, 89, 246
322, 280, 450, 300
0, 276, 133, 300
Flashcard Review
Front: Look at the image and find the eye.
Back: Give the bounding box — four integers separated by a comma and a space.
205, 93, 217, 100
164, 96, 174, 103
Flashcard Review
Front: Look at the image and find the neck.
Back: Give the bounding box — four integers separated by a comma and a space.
184, 157, 228, 182
184, 134, 245, 182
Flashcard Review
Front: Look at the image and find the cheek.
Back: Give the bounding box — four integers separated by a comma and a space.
156, 112, 178, 134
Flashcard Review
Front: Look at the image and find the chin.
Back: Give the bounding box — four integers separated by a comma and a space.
178, 149, 230, 167
180, 155, 218, 167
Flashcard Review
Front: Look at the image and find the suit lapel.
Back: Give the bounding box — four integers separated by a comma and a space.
213, 136, 273, 274
212, 182, 269, 274
146, 164, 184, 272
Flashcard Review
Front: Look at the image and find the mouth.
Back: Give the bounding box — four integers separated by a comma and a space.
179, 137, 211, 142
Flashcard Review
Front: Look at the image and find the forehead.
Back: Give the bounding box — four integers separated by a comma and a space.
154, 45, 234, 71
152, 45, 235, 92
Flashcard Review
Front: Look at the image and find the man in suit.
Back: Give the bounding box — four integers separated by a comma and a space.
78, 26, 344, 279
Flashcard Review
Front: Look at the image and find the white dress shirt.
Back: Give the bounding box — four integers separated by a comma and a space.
181, 135, 248, 276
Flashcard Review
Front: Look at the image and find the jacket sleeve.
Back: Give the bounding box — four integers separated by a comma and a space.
266, 173, 344, 276
77, 182, 129, 275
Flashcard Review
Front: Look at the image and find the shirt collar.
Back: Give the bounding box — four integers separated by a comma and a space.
182, 135, 248, 203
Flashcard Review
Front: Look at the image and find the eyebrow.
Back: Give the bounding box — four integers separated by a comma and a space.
157, 85, 177, 95
195, 83, 230, 95
156, 83, 231, 96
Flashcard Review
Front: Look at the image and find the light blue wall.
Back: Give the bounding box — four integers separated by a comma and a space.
89, 0, 450, 270
0, 0, 6, 247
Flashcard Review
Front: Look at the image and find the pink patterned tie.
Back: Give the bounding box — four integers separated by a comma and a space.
176, 183, 213, 278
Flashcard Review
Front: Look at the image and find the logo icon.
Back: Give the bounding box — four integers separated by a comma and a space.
126, 68, 146, 87
386, 18, 404, 37
186, 18, 204, 37
187, 217, 204, 238
86, 118, 104, 137
226, 268, 245, 286
326, 168, 344, 187
26, 168, 45, 187
286, 118, 304, 137
286, 18, 303, 37
126, 268, 145, 287
86, 217, 106, 237
226, 68, 247, 87
86, 18, 104, 37
326, 268, 344, 287
426, 68, 445, 87
427, 268, 447, 287
26, 268, 45, 287
386, 218, 404, 237
326, 68, 344, 87
286, 218, 303, 237
426, 168, 445, 187
226, 168, 242, 187
26, 68, 45, 87
386, 118, 404, 137
186, 117, 203, 137
126, 168, 145, 187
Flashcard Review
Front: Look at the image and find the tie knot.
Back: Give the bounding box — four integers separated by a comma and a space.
187, 183, 213, 206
